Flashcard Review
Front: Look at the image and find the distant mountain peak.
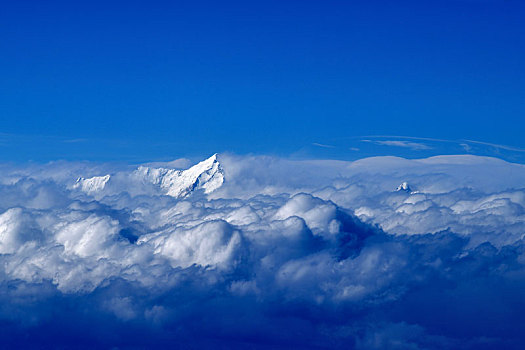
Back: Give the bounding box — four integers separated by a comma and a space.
396, 182, 411, 192
136, 154, 224, 198
72, 154, 225, 198
73, 175, 110, 194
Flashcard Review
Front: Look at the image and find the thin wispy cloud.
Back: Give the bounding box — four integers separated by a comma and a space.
312, 142, 336, 148
463, 139, 525, 153
460, 143, 473, 152
62, 138, 89, 143
357, 135, 456, 144
362, 139, 432, 150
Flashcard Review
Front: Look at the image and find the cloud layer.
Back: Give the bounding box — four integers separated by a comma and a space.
0, 154, 524, 348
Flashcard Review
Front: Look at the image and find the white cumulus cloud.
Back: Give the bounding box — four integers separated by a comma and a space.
0, 153, 524, 348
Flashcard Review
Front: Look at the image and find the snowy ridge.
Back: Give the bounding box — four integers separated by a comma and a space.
73, 174, 110, 194
136, 153, 224, 198
73, 154, 224, 198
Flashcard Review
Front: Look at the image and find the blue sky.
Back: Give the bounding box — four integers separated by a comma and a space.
1, 0, 524, 161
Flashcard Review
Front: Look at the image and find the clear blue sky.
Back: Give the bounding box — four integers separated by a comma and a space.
1, 0, 524, 161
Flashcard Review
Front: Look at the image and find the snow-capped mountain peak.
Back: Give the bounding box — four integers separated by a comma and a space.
72, 175, 110, 194
71, 154, 225, 198
136, 153, 224, 198
396, 182, 411, 192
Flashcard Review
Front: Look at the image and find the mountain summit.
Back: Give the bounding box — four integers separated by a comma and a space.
396, 182, 411, 192
135, 153, 225, 198
73, 174, 110, 194
72, 154, 225, 198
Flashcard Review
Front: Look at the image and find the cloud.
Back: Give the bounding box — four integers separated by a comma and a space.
460, 143, 473, 152
312, 142, 336, 148
0, 154, 524, 348
463, 139, 525, 153
363, 139, 432, 150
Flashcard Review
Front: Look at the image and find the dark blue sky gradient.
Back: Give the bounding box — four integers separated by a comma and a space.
1, 0, 524, 161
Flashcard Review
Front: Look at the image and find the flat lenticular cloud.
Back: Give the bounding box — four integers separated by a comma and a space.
0, 153, 525, 348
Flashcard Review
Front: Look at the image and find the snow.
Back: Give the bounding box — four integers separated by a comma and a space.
135, 153, 224, 198
73, 174, 110, 194
396, 182, 411, 192
72, 154, 225, 199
